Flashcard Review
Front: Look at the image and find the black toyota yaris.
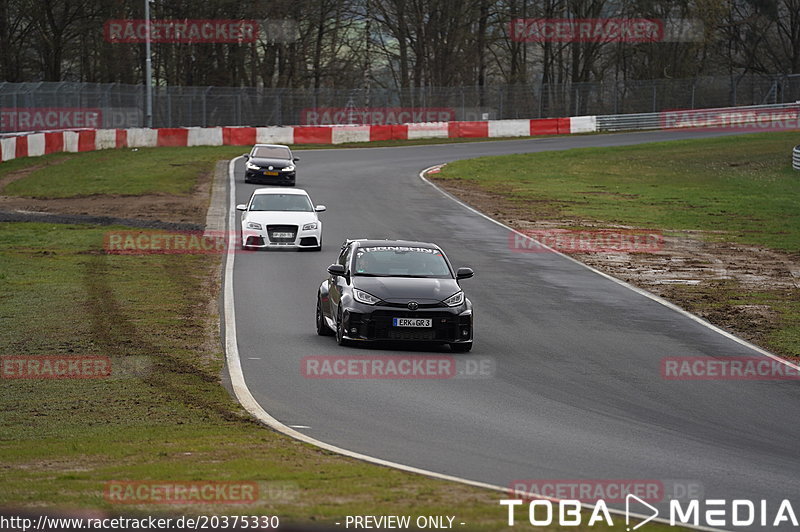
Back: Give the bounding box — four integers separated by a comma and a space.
316, 239, 474, 351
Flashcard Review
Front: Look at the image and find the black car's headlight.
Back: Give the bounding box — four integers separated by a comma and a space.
442, 291, 464, 307
282, 164, 295, 172
353, 289, 381, 305
246, 162, 259, 170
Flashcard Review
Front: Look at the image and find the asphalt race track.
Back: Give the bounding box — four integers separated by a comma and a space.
230, 130, 800, 530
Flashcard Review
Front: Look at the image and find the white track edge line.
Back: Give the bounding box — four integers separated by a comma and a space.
222, 156, 727, 532
419, 164, 800, 373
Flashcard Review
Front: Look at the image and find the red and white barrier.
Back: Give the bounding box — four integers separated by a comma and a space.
256, 126, 293, 145
407, 122, 449, 139
488, 119, 530, 138
1, 116, 600, 163
570, 116, 597, 134
331, 125, 371, 144
128, 128, 158, 148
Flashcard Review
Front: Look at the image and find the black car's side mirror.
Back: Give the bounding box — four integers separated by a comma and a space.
293, 157, 300, 163
456, 267, 474, 280
243, 154, 249, 159
327, 264, 346, 277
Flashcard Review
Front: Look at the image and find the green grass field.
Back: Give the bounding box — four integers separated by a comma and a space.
436, 132, 800, 252
0, 146, 244, 198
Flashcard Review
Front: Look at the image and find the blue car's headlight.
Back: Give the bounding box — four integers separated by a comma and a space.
442, 291, 464, 307
353, 289, 381, 305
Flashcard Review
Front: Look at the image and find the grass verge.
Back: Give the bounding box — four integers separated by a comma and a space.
436, 132, 800, 251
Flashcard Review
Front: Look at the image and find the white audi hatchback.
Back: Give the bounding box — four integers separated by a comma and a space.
236, 188, 326, 251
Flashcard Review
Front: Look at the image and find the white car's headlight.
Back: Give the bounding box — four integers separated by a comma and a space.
353, 289, 381, 305
246, 222, 262, 230
302, 222, 318, 231
442, 291, 464, 307
246, 162, 259, 170
282, 164, 295, 172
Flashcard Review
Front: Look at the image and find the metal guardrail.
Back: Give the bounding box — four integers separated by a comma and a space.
597, 102, 800, 132
596, 111, 664, 131
793, 145, 800, 170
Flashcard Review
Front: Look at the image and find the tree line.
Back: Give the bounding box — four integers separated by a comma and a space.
1, 0, 798, 89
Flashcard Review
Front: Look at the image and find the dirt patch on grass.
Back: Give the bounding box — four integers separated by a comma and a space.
0, 157, 72, 190
432, 176, 800, 359
0, 162, 213, 225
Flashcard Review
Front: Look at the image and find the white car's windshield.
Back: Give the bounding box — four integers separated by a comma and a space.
250, 194, 312, 212
252, 146, 291, 159
354, 247, 451, 278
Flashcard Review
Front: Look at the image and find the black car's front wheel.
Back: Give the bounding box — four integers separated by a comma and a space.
450, 342, 472, 353
316, 297, 333, 336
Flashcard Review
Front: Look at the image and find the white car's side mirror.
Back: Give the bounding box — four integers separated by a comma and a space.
314, 205, 327, 212
236, 204, 247, 211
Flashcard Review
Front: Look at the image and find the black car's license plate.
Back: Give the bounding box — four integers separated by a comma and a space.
393, 318, 432, 328
264, 171, 279, 176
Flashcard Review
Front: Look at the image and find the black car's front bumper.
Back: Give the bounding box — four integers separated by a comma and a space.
340, 303, 472, 343
244, 169, 296, 184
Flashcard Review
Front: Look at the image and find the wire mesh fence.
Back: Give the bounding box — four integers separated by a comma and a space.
1, 74, 799, 132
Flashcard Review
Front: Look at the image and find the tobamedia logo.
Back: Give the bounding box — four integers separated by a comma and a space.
502, 482, 798, 529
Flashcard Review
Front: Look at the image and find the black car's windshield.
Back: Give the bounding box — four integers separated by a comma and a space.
250, 194, 312, 212
252, 146, 291, 159
354, 246, 451, 278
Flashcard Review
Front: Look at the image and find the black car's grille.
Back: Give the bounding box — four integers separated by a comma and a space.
381, 301, 442, 308
266, 225, 297, 243
365, 311, 459, 342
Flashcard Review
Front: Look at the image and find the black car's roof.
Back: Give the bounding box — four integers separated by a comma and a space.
349, 239, 441, 250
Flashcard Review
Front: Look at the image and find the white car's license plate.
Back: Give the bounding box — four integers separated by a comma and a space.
393, 318, 432, 328
272, 232, 293, 238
